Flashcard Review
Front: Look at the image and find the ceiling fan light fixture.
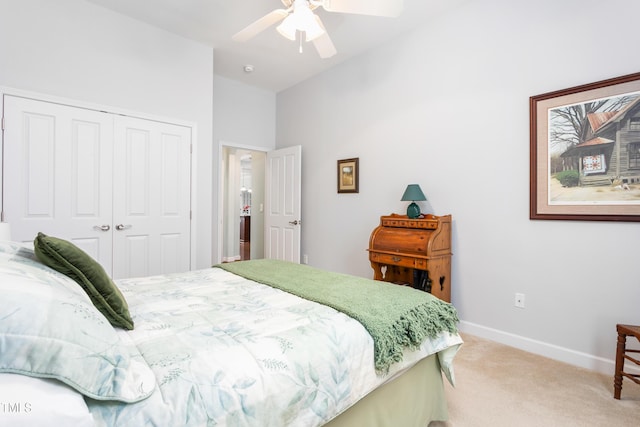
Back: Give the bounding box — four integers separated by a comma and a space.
276, 0, 325, 42
276, 15, 298, 40
234, 0, 404, 59
303, 19, 325, 41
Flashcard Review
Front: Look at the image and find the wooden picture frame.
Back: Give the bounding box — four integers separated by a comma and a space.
530, 72, 640, 221
337, 158, 359, 193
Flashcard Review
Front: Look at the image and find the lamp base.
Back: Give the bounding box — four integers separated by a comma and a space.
406, 202, 421, 219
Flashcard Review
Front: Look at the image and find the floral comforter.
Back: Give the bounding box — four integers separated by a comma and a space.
87, 267, 462, 427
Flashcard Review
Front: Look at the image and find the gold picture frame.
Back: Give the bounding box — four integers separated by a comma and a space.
337, 158, 359, 193
530, 72, 640, 221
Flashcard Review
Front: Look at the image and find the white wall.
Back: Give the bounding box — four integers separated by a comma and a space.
0, 0, 214, 268
277, 0, 640, 373
213, 76, 276, 148
213, 76, 276, 263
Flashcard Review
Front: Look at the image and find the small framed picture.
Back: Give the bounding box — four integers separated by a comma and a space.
337, 158, 359, 193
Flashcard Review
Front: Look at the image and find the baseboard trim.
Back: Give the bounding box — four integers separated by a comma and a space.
458, 320, 622, 376
221, 255, 241, 263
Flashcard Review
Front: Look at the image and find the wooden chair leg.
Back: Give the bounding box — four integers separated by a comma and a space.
614, 329, 626, 399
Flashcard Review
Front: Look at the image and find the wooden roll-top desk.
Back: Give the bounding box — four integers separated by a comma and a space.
368, 214, 452, 302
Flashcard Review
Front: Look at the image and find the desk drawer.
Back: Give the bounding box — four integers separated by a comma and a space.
381, 218, 438, 229
370, 252, 425, 269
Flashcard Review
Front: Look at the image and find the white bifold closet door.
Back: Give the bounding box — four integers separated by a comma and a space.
3, 95, 191, 279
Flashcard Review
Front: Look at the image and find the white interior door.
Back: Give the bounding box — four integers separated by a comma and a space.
3, 95, 114, 271
264, 145, 301, 262
112, 116, 192, 279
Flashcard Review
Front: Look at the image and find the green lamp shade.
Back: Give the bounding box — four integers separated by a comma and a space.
401, 184, 427, 219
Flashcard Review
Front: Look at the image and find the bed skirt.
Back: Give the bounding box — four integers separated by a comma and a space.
324, 354, 447, 427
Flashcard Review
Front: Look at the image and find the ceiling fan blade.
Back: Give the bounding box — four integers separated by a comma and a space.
232, 9, 289, 42
321, 0, 403, 17
312, 33, 337, 58
312, 16, 337, 58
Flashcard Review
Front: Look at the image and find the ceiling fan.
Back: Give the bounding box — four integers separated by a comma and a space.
232, 0, 404, 59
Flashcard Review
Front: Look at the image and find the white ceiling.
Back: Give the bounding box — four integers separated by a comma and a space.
85, 0, 453, 92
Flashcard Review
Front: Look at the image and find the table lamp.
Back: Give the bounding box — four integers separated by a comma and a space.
401, 184, 427, 219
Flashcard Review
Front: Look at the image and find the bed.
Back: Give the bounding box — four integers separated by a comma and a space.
0, 237, 462, 427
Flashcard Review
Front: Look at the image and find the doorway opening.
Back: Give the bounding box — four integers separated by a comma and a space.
220, 146, 266, 263
239, 153, 252, 260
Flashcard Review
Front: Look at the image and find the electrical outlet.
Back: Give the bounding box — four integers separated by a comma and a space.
302, 254, 309, 264
515, 293, 525, 308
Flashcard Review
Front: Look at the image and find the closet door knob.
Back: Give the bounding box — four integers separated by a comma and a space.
94, 225, 110, 232
115, 224, 132, 231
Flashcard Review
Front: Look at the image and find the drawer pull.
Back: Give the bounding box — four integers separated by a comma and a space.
392, 256, 401, 262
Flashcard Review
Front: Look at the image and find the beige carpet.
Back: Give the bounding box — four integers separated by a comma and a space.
430, 333, 640, 427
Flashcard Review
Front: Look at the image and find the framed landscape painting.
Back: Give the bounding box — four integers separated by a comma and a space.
530, 72, 640, 221
337, 158, 359, 193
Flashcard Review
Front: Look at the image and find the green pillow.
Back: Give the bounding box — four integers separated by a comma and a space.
33, 232, 134, 330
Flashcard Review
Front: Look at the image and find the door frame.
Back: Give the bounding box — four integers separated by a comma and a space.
0, 86, 198, 271
217, 141, 269, 264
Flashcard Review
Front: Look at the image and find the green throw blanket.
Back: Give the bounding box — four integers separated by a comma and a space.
215, 259, 459, 372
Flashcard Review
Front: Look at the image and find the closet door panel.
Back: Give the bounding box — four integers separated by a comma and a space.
160, 233, 181, 273
157, 133, 186, 274
72, 119, 113, 220
112, 116, 191, 279
161, 133, 182, 215
68, 117, 114, 267
124, 127, 151, 216
3, 96, 114, 273
122, 235, 151, 279
22, 111, 55, 218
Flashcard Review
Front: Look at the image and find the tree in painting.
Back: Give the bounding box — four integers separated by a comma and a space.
549, 94, 638, 166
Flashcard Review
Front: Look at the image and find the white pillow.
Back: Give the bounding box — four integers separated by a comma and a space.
0, 241, 155, 402
0, 373, 95, 427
